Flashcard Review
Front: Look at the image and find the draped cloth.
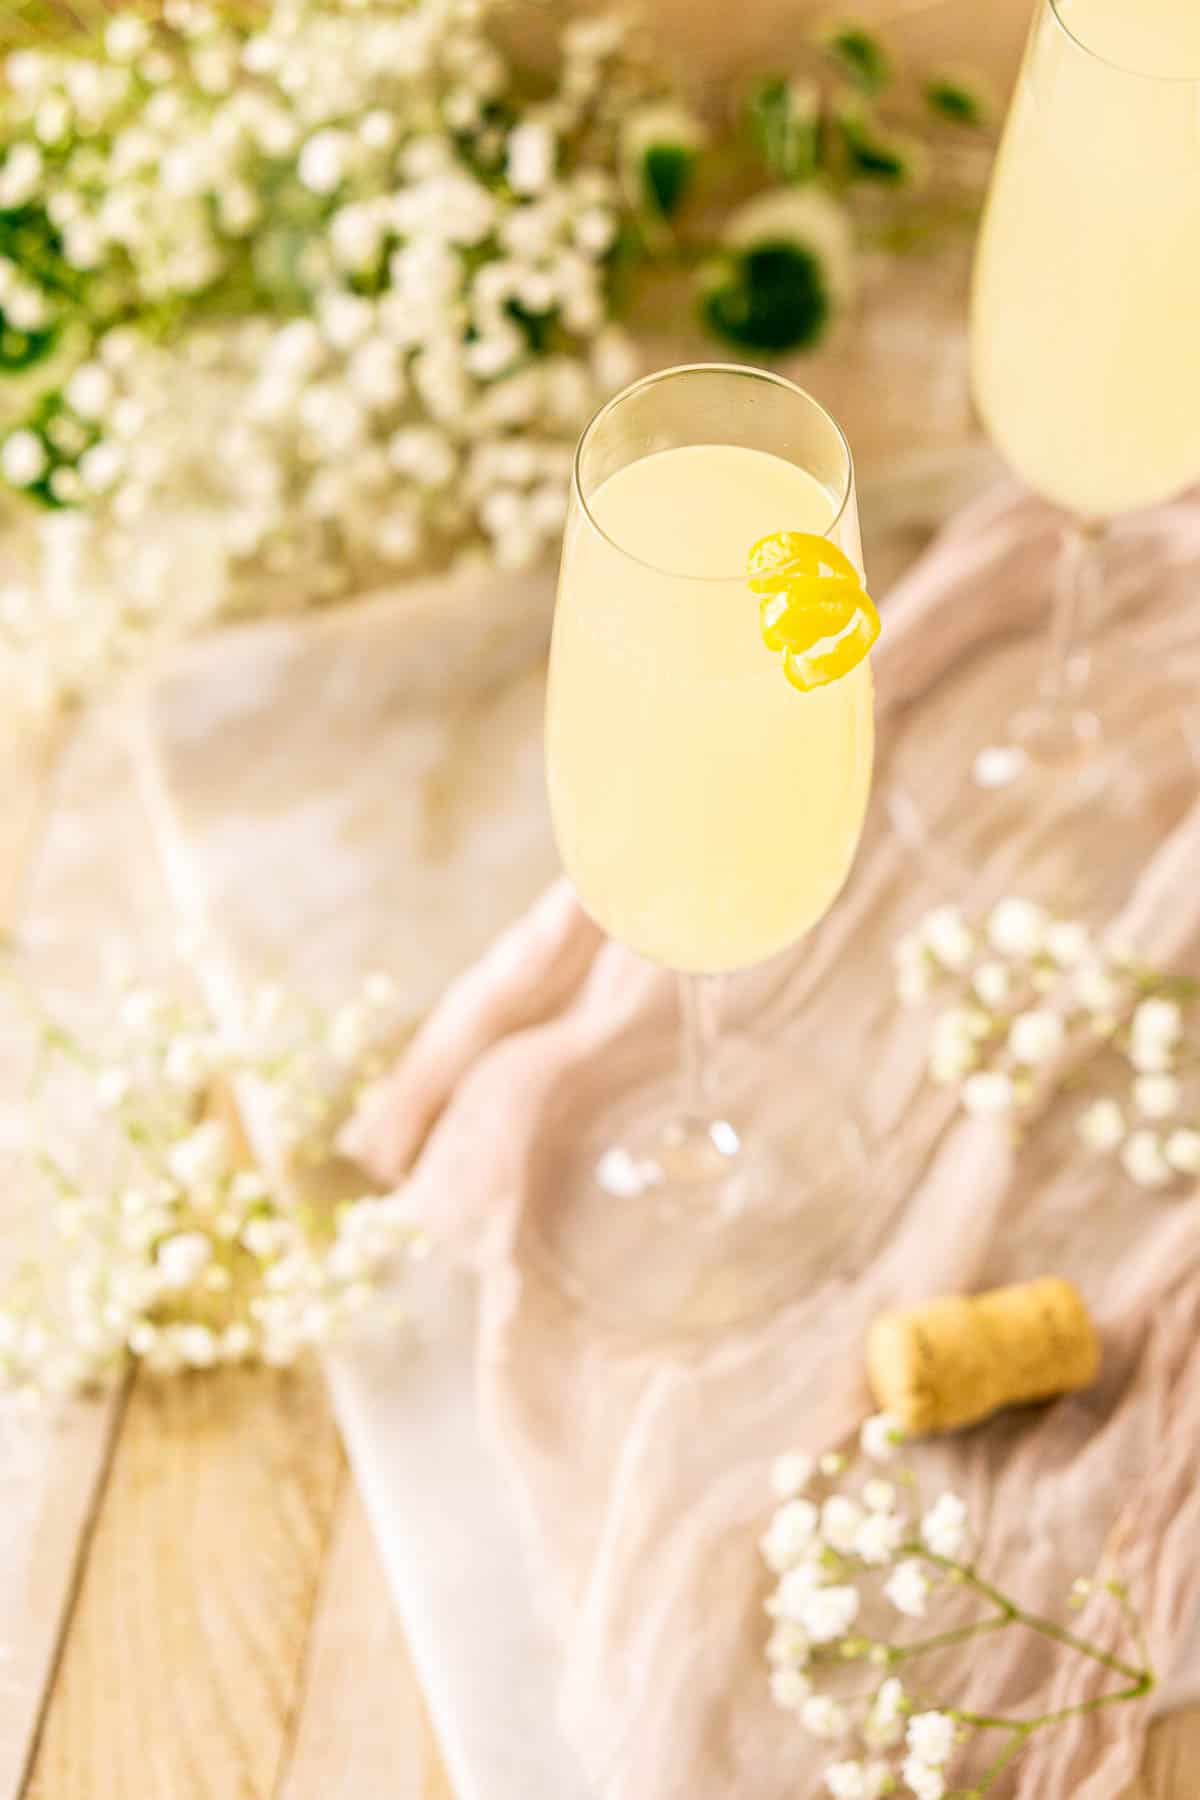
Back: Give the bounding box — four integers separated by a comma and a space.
344, 485, 1200, 1798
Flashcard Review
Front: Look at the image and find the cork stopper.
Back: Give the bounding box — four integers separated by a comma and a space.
866, 1277, 1100, 1435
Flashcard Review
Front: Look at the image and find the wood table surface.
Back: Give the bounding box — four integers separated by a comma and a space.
3, 5, 1198, 1787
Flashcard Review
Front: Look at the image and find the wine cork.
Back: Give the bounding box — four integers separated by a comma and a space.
866, 1277, 1100, 1435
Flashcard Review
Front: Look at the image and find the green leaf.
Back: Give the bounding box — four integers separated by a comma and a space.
0, 315, 57, 372
640, 143, 696, 217
820, 23, 891, 94
748, 76, 820, 183
700, 242, 831, 353
834, 105, 919, 184
924, 72, 992, 129
505, 296, 554, 353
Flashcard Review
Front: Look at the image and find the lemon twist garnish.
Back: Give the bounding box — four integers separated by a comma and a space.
748, 530, 880, 692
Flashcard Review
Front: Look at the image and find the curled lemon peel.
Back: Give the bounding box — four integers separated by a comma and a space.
749, 529, 880, 692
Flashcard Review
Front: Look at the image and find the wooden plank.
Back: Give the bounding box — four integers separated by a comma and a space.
0, 701, 129, 1800
1121, 1712, 1200, 1798
277, 1478, 454, 1800
0, 1396, 125, 1800
24, 1363, 343, 1800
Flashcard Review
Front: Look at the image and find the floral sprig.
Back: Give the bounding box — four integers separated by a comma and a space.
894, 896, 1200, 1188
762, 1415, 1153, 1798
0, 954, 423, 1396
0, 5, 996, 704
0, 0, 641, 696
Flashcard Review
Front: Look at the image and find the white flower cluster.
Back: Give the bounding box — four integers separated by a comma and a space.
896, 897, 1200, 1183
0, 0, 640, 694
0, 962, 424, 1396
761, 1414, 970, 1799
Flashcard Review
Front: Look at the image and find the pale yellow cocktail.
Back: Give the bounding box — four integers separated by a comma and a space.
972, 0, 1200, 519
547, 442, 874, 974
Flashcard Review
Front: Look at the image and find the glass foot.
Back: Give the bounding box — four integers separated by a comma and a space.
885, 611, 1196, 922
524, 1032, 872, 1339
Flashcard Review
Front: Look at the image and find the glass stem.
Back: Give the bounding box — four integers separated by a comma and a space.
1039, 517, 1104, 723
678, 972, 718, 1127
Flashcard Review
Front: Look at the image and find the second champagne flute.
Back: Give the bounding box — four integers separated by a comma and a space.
890, 0, 1200, 908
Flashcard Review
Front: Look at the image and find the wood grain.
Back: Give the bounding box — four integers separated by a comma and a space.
0, 1396, 124, 1800
23, 1364, 342, 1800
278, 1479, 453, 1800
1121, 1714, 1200, 1799
0, 700, 127, 1800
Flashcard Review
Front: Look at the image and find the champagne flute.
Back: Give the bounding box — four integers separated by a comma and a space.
890, 0, 1200, 894
538, 364, 877, 1332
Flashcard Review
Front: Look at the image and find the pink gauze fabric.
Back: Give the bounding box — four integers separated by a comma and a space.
341, 483, 1200, 1799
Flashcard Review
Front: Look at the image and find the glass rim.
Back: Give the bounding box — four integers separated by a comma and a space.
1048, 0, 1200, 83
570, 362, 856, 585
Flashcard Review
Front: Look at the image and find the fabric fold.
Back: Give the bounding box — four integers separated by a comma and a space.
345, 485, 1200, 1799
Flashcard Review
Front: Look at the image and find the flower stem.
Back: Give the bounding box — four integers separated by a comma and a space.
885, 1542, 1154, 1792
884, 1612, 1011, 1663
918, 1551, 1149, 1687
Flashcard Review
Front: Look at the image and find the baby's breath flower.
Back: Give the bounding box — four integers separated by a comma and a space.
507, 119, 557, 195
1131, 997, 1183, 1051
770, 1664, 813, 1711
884, 1558, 929, 1619
1165, 1127, 1200, 1176
928, 1008, 982, 1084
906, 1712, 956, 1766
825, 1759, 892, 1800
298, 127, 351, 195
971, 960, 1009, 1009
902, 1757, 946, 1800
176, 1322, 219, 1368
772, 1449, 816, 1498
987, 896, 1046, 959
1121, 1128, 1171, 1190
166, 1119, 231, 1192
921, 1493, 969, 1560
2, 431, 49, 488
1078, 1097, 1125, 1152
1007, 1007, 1064, 1067
156, 1231, 213, 1289
230, 1169, 268, 1207
1045, 920, 1091, 967
95, 1067, 134, 1111
798, 1584, 861, 1645
762, 1497, 820, 1572
67, 364, 116, 421
766, 1621, 811, 1667
764, 1408, 1149, 1791
860, 1412, 903, 1464
120, 988, 165, 1036
920, 904, 974, 971
821, 1494, 865, 1555
865, 1676, 906, 1748
1074, 961, 1123, 1016
106, 15, 153, 62
801, 1693, 849, 1740
773, 1559, 828, 1620
1134, 1073, 1180, 1120
855, 1509, 905, 1567
961, 1070, 1014, 1116
163, 1034, 215, 1092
